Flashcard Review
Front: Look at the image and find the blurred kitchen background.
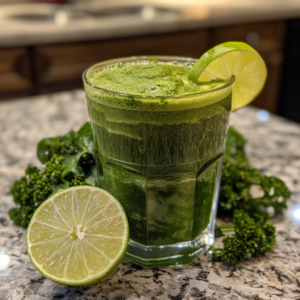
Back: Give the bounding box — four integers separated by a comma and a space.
0, 0, 300, 122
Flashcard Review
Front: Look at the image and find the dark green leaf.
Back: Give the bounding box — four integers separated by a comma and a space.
85, 165, 98, 186
51, 182, 69, 195
62, 154, 85, 181
77, 122, 92, 137
37, 137, 60, 164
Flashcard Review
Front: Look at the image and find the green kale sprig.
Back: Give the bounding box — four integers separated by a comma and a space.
10, 156, 62, 226
213, 126, 290, 264
9, 122, 97, 227
212, 210, 276, 265
219, 127, 290, 221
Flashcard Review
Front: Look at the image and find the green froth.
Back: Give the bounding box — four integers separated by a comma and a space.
89, 61, 227, 97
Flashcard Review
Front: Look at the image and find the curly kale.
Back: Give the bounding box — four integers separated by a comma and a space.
10, 122, 96, 227
36, 132, 79, 164
37, 122, 93, 164
10, 155, 66, 226
218, 126, 291, 221
42, 155, 65, 185
213, 126, 290, 264
212, 210, 276, 265
9, 206, 35, 228
78, 152, 95, 173
69, 175, 87, 187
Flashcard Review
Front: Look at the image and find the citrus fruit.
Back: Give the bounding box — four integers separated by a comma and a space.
188, 41, 267, 111
26, 186, 129, 286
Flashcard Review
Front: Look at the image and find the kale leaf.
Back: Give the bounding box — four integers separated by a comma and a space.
9, 122, 97, 227
219, 127, 290, 221
213, 126, 290, 264
212, 210, 276, 265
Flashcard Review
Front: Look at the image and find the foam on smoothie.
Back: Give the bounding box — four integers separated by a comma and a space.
89, 61, 226, 96
85, 60, 234, 111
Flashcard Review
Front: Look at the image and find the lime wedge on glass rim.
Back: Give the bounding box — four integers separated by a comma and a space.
26, 186, 129, 286
188, 41, 267, 111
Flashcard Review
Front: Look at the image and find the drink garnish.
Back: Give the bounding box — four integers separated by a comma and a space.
26, 186, 129, 286
188, 41, 267, 111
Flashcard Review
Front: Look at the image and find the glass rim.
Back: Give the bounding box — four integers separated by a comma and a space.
82, 55, 235, 100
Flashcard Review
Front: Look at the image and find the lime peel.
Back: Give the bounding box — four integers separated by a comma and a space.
188, 41, 267, 111
26, 186, 129, 286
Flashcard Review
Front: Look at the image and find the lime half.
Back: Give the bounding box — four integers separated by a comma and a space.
188, 42, 267, 111
26, 186, 129, 286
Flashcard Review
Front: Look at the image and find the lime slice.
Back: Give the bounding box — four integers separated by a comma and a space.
26, 186, 129, 286
188, 41, 267, 111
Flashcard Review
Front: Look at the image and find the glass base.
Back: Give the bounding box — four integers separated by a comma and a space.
125, 232, 214, 268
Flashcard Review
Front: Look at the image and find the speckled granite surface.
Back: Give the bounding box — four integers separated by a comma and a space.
0, 90, 300, 300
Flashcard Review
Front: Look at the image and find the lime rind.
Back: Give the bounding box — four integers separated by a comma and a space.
188, 42, 267, 112
26, 186, 129, 286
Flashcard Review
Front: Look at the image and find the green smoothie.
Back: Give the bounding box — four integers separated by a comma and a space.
83, 57, 234, 267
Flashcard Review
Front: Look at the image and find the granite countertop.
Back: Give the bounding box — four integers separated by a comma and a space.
1, 0, 300, 47
0, 90, 300, 300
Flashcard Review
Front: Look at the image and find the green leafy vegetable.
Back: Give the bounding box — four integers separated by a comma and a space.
219, 127, 290, 221
37, 122, 92, 164
9, 206, 35, 228
213, 126, 290, 264
212, 210, 276, 265
10, 122, 95, 227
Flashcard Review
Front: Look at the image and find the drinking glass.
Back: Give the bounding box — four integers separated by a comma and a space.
83, 56, 235, 267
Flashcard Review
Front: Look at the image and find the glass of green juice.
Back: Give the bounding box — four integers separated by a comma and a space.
83, 56, 235, 267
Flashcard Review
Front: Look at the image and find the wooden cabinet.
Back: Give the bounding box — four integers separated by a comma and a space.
0, 21, 287, 113
33, 29, 208, 90
0, 47, 33, 99
210, 20, 286, 112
